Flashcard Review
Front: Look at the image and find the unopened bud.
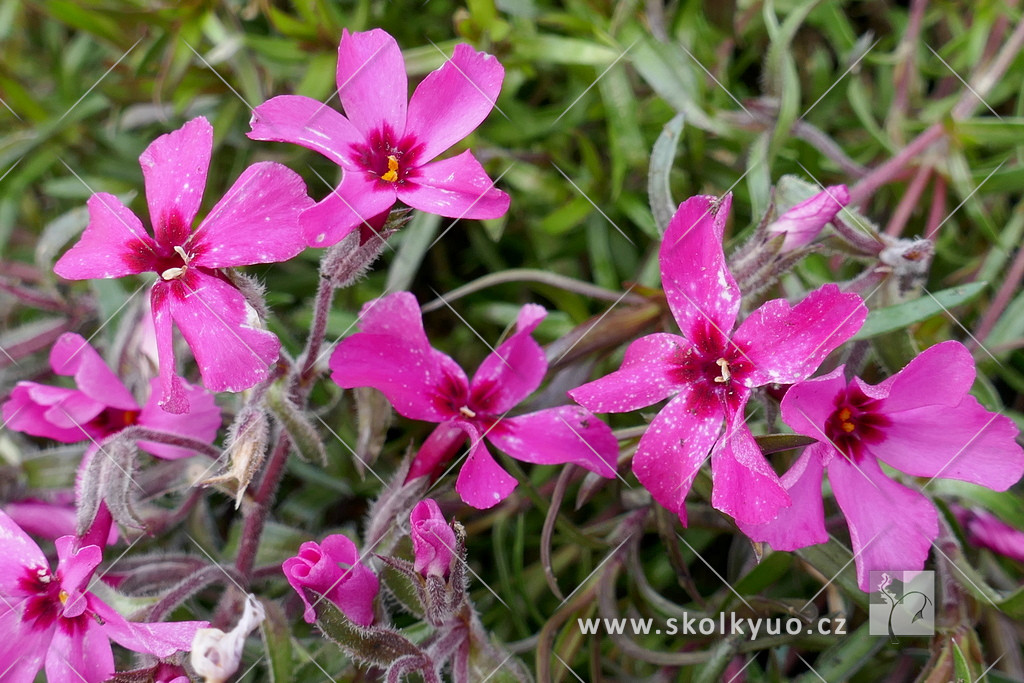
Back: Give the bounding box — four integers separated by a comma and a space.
766, 184, 849, 252
410, 499, 456, 579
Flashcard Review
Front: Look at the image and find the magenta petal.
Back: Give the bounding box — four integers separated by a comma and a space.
737, 445, 829, 549
3, 502, 78, 541
469, 304, 547, 413
137, 378, 221, 459
44, 618, 114, 683
411, 500, 456, 578
248, 95, 363, 169
355, 291, 430, 342
3, 384, 98, 443
168, 271, 281, 393
405, 43, 504, 161
779, 365, 848, 463
455, 424, 518, 509
829, 453, 938, 591
870, 395, 1024, 489
398, 151, 510, 220
301, 173, 397, 248
140, 117, 211, 246
50, 333, 137, 410
0, 605, 49, 683
91, 599, 207, 657
632, 391, 722, 525
190, 162, 311, 268
711, 424, 790, 525
54, 193, 156, 280
767, 184, 849, 252
569, 333, 689, 413
55, 537, 101, 619
660, 194, 739, 343
487, 406, 617, 476
0, 510, 48, 594
322, 536, 379, 628
874, 340, 976, 411
336, 29, 407, 137
150, 284, 189, 414
735, 284, 866, 386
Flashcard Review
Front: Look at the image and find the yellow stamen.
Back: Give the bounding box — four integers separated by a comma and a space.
713, 358, 731, 383
459, 406, 477, 419
840, 421, 856, 433
59, 589, 69, 605
838, 408, 852, 421
381, 155, 399, 182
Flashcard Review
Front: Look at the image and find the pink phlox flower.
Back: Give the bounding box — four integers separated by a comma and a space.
569, 194, 867, 526
952, 504, 1024, 564
248, 28, 510, 248
54, 117, 312, 413
282, 534, 379, 626
766, 184, 849, 252
410, 499, 457, 578
2, 333, 220, 460
329, 292, 618, 509
738, 341, 1024, 590
0, 510, 207, 683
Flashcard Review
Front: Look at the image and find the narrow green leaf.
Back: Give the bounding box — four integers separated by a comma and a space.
853, 282, 988, 340
648, 113, 685, 233
260, 599, 293, 683
952, 639, 972, 682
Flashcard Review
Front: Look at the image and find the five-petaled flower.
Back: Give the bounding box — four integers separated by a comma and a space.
283, 534, 379, 626
2, 332, 220, 459
738, 341, 1024, 590
248, 28, 509, 248
54, 117, 312, 413
410, 499, 457, 578
569, 195, 867, 526
0, 511, 206, 683
329, 292, 618, 508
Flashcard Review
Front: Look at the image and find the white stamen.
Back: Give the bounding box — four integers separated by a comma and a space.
459, 406, 477, 418
714, 358, 731, 383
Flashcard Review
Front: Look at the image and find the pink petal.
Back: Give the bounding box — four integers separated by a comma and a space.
55, 537, 101, 619
408, 421, 471, 481
398, 150, 510, 220
872, 340, 976, 411
137, 378, 221, 459
140, 117, 212, 246
91, 599, 207, 657
711, 423, 790, 525
3, 384, 99, 443
355, 291, 430, 342
733, 284, 866, 386
248, 95, 363, 169
53, 193, 156, 280
50, 333, 137, 410
569, 333, 689, 413
189, 162, 311, 268
660, 194, 739, 344
737, 445, 829, 549
469, 304, 547, 414
0, 605, 49, 683
323, 536, 379, 628
284, 541, 344, 624
870, 395, 1024, 490
300, 173, 397, 248
779, 365, 848, 464
828, 453, 938, 591
632, 391, 722, 525
405, 43, 504, 161
150, 284, 189, 414
44, 618, 114, 683
767, 184, 849, 252
0, 510, 48, 594
3, 502, 77, 541
411, 499, 456, 578
336, 29, 407, 138
487, 406, 617, 476
455, 424, 518, 509
167, 271, 281, 394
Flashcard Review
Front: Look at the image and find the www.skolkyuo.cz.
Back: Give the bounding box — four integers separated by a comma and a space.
577, 613, 848, 640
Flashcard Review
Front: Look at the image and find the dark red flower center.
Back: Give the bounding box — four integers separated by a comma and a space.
668, 323, 754, 418
352, 126, 421, 186
18, 564, 63, 631
823, 384, 890, 460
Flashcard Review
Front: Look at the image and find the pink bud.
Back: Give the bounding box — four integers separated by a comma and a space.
282, 534, 379, 625
767, 184, 850, 252
410, 499, 457, 578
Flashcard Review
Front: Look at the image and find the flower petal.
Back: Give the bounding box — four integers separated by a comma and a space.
300, 173, 397, 248
167, 271, 281, 394
870, 395, 1024, 490
487, 406, 617, 476
189, 162, 311, 268
337, 29, 407, 138
872, 340, 976, 410
322, 535, 379, 628
0, 510, 47, 595
248, 95, 363, 169
767, 184, 849, 252
660, 194, 739, 343
469, 303, 547, 414
569, 333, 689, 413
44, 618, 114, 683
455, 423, 518, 509
55, 537, 101, 618
50, 333, 137, 410
54, 193, 156, 280
2, 384, 99, 443
779, 365, 848, 463
405, 43, 504, 161
398, 150, 510, 220
137, 378, 221, 459
734, 284, 866, 386
737, 445, 829, 550
150, 283, 189, 414
828, 453, 938, 591
140, 117, 211, 246
0, 603, 50, 683
632, 390, 722, 525
711, 422, 790, 525
90, 598, 206, 657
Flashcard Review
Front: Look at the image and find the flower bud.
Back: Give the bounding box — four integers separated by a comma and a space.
767, 184, 849, 252
410, 499, 457, 578
283, 534, 379, 626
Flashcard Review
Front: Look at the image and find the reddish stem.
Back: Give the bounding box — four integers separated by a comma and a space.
925, 173, 948, 239
884, 164, 932, 236
974, 236, 1024, 345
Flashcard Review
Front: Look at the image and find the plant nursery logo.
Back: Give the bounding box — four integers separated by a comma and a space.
868, 570, 935, 641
